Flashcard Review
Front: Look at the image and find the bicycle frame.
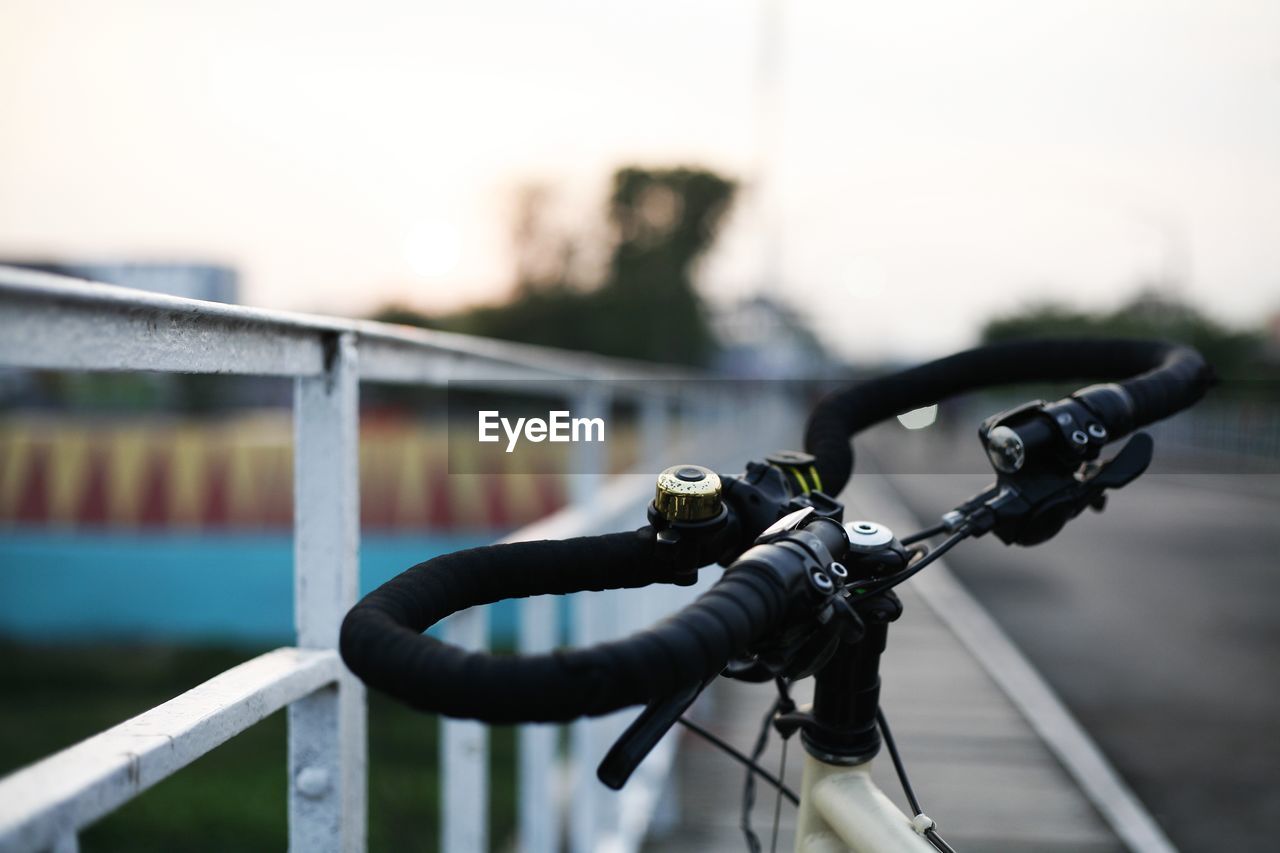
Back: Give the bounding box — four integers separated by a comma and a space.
794, 753, 934, 852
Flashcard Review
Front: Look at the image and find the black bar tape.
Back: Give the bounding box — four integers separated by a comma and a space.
1116, 342, 1211, 428
340, 529, 789, 723
805, 338, 1211, 496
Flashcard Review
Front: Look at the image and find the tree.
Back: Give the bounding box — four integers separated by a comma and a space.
592, 167, 734, 365
376, 166, 736, 367
981, 287, 1271, 391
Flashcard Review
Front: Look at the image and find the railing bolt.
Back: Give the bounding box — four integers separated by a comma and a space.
296, 766, 331, 799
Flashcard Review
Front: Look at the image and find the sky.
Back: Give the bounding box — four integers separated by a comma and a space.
1, 0, 1277, 361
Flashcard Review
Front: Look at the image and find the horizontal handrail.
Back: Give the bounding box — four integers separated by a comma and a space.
0, 266, 774, 853
0, 266, 699, 387
0, 648, 341, 853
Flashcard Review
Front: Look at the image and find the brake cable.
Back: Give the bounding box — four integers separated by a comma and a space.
742, 697, 775, 853
677, 677, 967, 853
900, 521, 949, 546
764, 678, 795, 853
768, 732, 789, 853
879, 707, 960, 853
673, 713, 799, 806
673, 676, 801, 853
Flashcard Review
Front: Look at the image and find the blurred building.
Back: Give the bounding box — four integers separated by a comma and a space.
3, 260, 238, 304
712, 294, 838, 378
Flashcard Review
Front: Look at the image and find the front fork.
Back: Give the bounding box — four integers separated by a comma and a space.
793, 754, 935, 853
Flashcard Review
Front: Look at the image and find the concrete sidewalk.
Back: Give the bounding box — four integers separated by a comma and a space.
642, 475, 1162, 853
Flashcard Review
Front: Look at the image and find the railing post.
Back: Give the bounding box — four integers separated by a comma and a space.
518, 600, 557, 853
640, 391, 669, 476
442, 607, 489, 853
51, 832, 79, 853
569, 388, 617, 853
636, 390, 682, 840
291, 331, 366, 853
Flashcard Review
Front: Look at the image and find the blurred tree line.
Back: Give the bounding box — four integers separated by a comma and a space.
2, 166, 739, 414
375, 166, 735, 367
981, 288, 1278, 396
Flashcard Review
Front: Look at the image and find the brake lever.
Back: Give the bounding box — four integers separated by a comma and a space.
597, 679, 707, 790
1086, 431, 1153, 491
953, 432, 1154, 546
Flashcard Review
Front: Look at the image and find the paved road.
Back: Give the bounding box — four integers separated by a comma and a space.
857, 423, 1280, 852
647, 582, 1126, 853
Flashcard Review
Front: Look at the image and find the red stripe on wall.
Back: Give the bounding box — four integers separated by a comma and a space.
427, 464, 454, 529
204, 449, 230, 528
262, 450, 292, 529
138, 449, 171, 529
16, 442, 50, 524
482, 474, 510, 529
78, 443, 109, 527
362, 452, 398, 531
532, 462, 565, 519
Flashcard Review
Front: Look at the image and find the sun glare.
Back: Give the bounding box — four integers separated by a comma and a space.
402, 218, 463, 280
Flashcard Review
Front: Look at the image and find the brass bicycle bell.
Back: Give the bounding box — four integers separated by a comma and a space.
652, 464, 723, 523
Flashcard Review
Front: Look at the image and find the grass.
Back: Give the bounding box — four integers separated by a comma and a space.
0, 641, 519, 852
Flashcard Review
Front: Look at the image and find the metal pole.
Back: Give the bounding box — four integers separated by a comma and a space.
290, 332, 366, 853
517, 596, 558, 852
442, 608, 490, 853
568, 388, 615, 853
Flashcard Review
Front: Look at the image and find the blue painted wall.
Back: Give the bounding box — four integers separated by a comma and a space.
0, 531, 523, 645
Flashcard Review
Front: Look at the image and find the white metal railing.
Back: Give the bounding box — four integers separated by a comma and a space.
0, 267, 796, 853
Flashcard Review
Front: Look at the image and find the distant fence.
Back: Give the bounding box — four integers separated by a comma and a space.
1143, 400, 1280, 461
0, 267, 799, 853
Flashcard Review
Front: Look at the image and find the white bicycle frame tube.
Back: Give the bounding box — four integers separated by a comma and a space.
793, 753, 935, 853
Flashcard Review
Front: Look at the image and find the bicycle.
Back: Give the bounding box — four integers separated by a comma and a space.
340, 337, 1210, 852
